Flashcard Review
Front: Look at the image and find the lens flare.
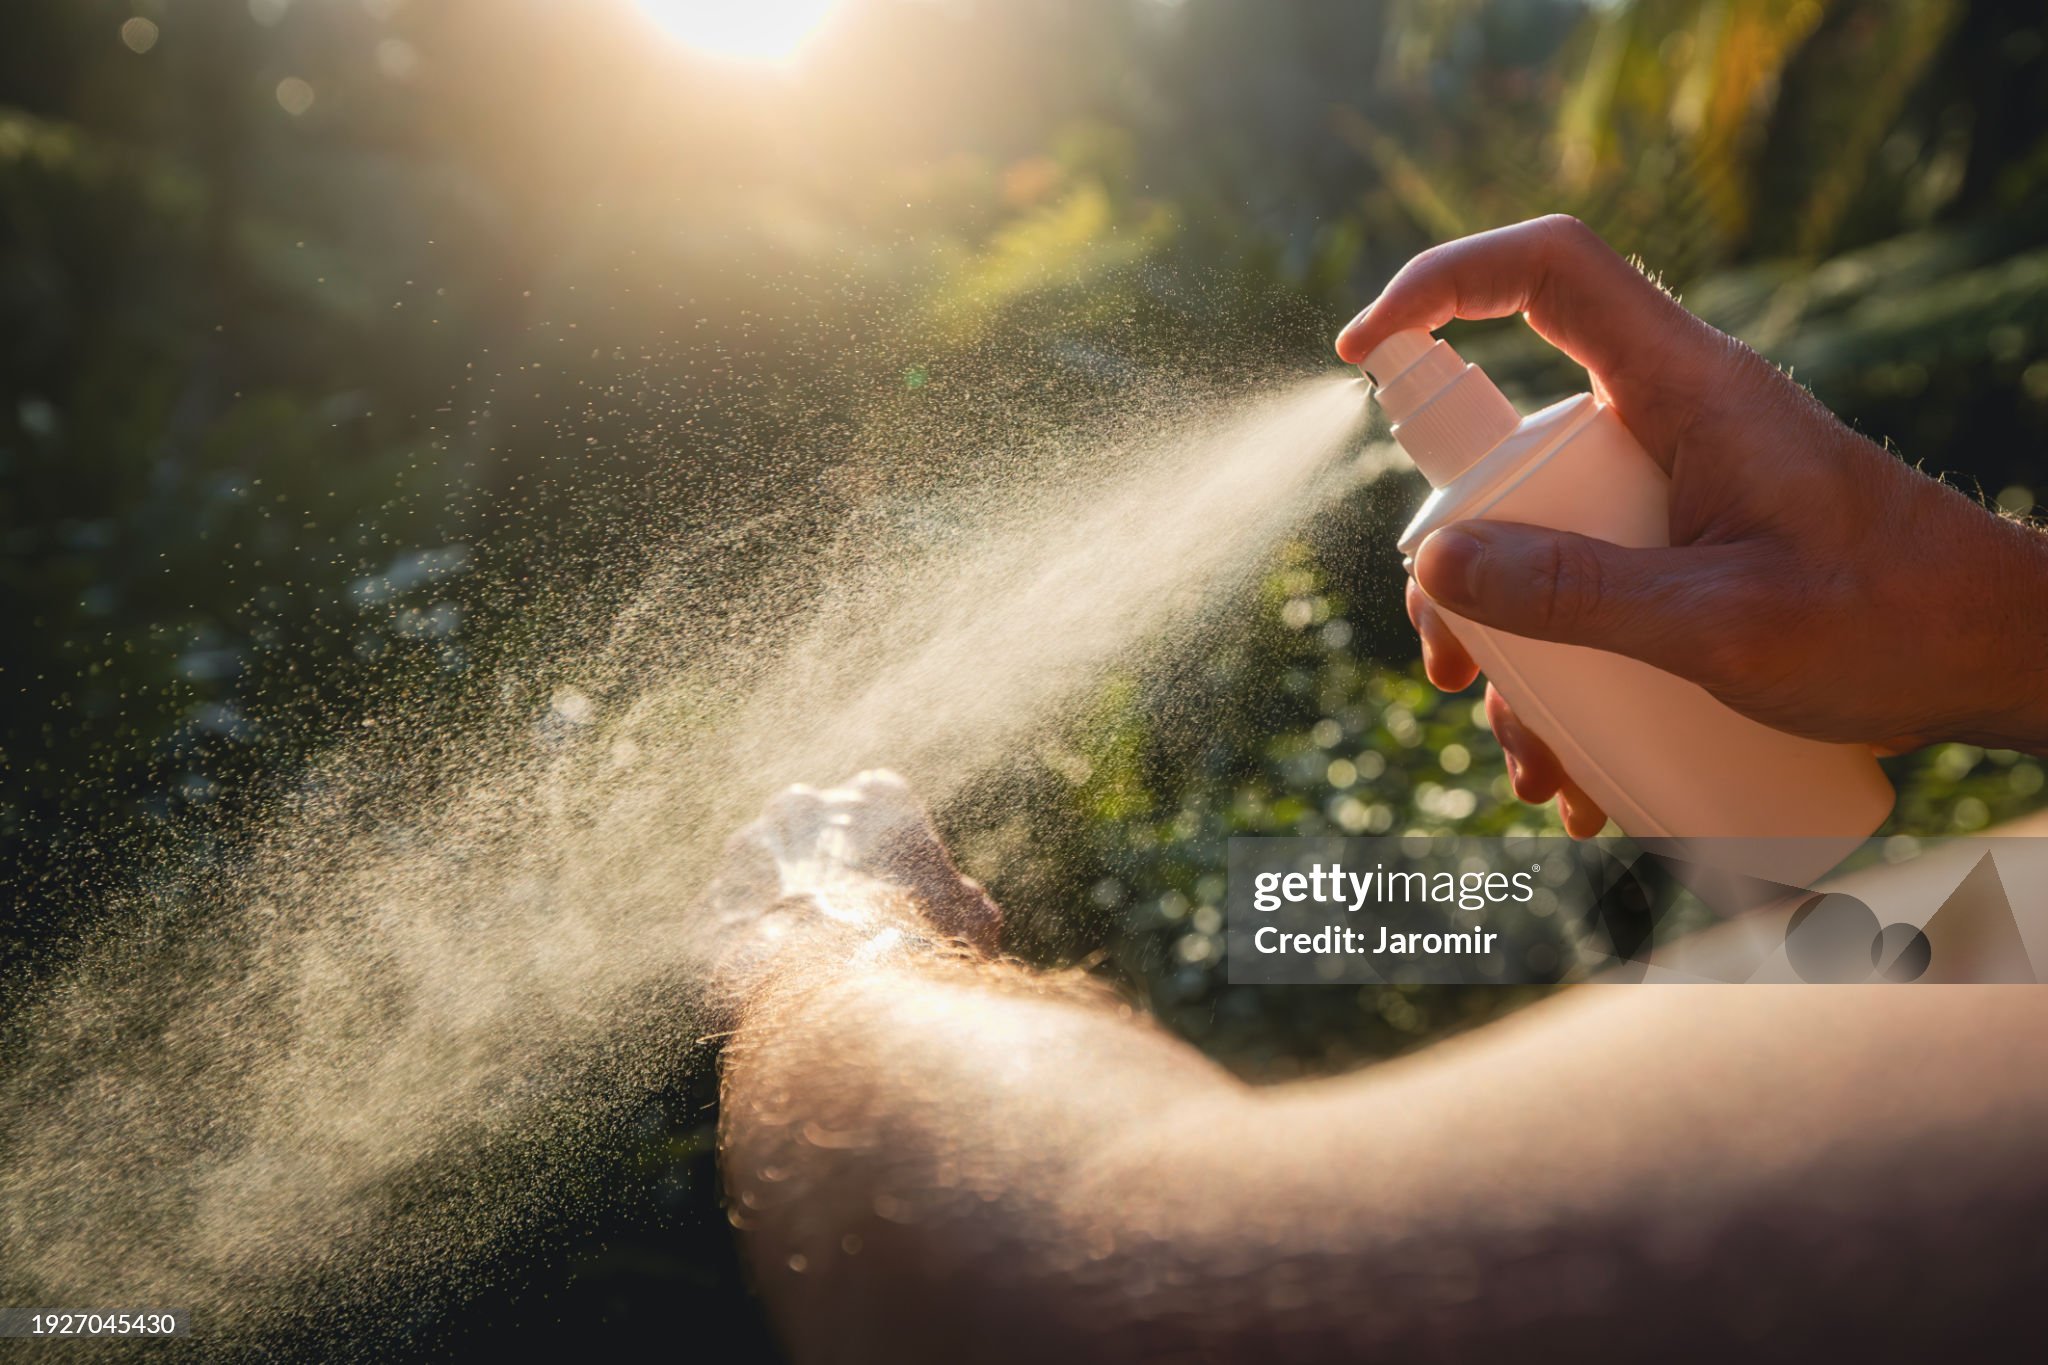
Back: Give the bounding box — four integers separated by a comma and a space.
633, 0, 841, 65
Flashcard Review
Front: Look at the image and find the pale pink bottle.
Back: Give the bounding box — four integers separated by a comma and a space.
1364, 328, 1893, 849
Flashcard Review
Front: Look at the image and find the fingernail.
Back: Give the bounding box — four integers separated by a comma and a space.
1415, 526, 1486, 611
1559, 790, 1586, 832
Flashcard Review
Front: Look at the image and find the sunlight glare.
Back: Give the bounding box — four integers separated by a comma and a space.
634, 0, 842, 65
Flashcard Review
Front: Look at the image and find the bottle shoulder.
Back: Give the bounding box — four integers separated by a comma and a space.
1397, 394, 1612, 553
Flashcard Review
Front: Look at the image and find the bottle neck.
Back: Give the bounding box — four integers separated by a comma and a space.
1361, 330, 1521, 486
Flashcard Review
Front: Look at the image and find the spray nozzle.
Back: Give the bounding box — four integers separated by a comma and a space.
1359, 328, 1520, 487
1359, 330, 1434, 387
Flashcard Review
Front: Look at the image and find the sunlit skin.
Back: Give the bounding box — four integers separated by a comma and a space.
1334, 216, 2048, 835
715, 770, 2048, 1363
633, 0, 841, 65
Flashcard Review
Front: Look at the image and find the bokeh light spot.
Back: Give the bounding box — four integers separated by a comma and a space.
276, 77, 315, 116
120, 17, 160, 54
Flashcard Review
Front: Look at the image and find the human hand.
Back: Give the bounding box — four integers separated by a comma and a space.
698, 770, 1002, 1020
1337, 216, 2048, 834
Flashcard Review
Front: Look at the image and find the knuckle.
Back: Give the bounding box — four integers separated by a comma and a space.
1541, 536, 1607, 631
1535, 213, 1597, 256
1402, 240, 1456, 286
1522, 216, 1602, 324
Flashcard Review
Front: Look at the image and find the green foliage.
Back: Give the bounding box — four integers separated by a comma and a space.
1034, 544, 1561, 1076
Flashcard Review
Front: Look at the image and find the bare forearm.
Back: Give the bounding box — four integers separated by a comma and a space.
1245, 984, 2048, 1360
719, 957, 1245, 1362
722, 956, 2048, 1363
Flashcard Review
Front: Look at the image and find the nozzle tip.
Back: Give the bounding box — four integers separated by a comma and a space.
1360, 329, 1436, 387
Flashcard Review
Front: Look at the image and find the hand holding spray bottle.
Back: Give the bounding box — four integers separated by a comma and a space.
1362, 326, 1894, 848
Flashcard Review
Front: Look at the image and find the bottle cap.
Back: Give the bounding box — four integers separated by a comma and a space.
1360, 329, 1520, 486
1359, 330, 1433, 384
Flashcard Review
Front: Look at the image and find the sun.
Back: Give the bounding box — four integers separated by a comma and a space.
633, 0, 843, 66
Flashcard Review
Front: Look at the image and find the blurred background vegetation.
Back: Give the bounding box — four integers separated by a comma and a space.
4, 0, 2046, 1357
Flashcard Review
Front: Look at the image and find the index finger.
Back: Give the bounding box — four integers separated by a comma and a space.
1334, 216, 1716, 395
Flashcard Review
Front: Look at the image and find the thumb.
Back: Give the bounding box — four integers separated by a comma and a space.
1413, 521, 1744, 680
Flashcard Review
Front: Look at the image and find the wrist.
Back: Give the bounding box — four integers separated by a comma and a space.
722, 905, 962, 1028
1957, 517, 2048, 754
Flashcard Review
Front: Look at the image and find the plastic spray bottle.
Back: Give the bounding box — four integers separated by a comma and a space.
1363, 328, 1894, 849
